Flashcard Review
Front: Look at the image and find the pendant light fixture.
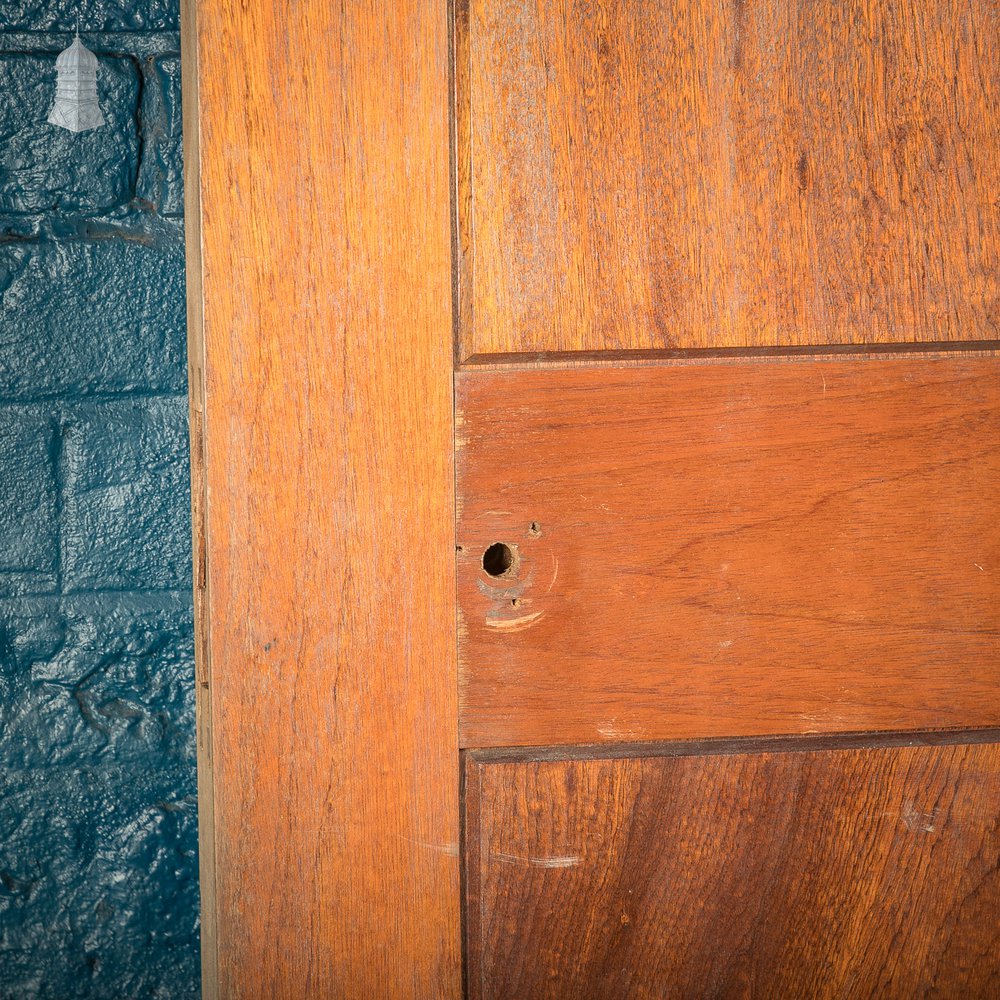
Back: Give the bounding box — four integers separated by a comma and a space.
48, 23, 105, 133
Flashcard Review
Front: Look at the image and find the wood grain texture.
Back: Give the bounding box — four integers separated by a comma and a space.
456, 0, 999, 359
464, 740, 1000, 1000
180, 0, 217, 994
186, 2, 460, 997
456, 358, 1000, 747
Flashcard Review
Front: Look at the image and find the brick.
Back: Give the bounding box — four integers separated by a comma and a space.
0, 238, 187, 399
61, 397, 191, 592
0, 590, 197, 997
0, 764, 198, 1000
2, 1, 178, 33
0, 54, 139, 215
0, 10, 197, 995
0, 592, 195, 770
136, 56, 184, 215
0, 406, 59, 597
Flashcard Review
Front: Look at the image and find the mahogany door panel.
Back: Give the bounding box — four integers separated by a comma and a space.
464, 736, 1000, 1000
457, 357, 1000, 747
456, 0, 1000, 359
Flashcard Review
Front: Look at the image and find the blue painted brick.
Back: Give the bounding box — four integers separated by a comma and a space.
0, 54, 140, 216
3, 1, 178, 33
0, 592, 195, 771
0, 764, 199, 1000
136, 56, 184, 215
0, 590, 197, 998
0, 406, 59, 598
61, 396, 191, 592
0, 239, 187, 399
0, 3, 197, 993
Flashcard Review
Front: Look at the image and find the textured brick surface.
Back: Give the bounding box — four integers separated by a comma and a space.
0, 408, 59, 598
0, 765, 197, 1000
136, 56, 184, 215
0, 240, 187, 399
63, 396, 192, 591
0, 54, 140, 215
4, 1, 178, 32
1, 593, 194, 771
0, 10, 198, 997
0, 592, 199, 1000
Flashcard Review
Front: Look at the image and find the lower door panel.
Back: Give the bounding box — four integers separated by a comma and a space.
463, 735, 1000, 1000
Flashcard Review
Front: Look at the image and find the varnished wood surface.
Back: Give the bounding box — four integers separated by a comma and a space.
180, 0, 217, 993
185, 2, 460, 996
456, 358, 1000, 747
456, 0, 999, 359
464, 739, 1000, 999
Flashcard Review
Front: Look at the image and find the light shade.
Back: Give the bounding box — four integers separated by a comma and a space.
48, 35, 105, 133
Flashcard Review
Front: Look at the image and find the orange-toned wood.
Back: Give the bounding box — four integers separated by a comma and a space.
183, 1, 460, 997
464, 735, 1000, 1000
455, 0, 999, 360
456, 357, 1000, 748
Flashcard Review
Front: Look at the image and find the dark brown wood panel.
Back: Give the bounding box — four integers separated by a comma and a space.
456, 0, 999, 359
464, 739, 1000, 1000
184, 0, 460, 996
456, 358, 1000, 747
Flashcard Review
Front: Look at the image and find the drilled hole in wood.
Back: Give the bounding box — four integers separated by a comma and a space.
483, 542, 515, 577
528, 521, 542, 538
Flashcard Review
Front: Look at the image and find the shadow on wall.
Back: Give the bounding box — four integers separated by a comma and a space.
0, 3, 198, 998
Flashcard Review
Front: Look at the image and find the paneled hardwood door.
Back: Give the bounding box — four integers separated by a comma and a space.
185, 0, 999, 996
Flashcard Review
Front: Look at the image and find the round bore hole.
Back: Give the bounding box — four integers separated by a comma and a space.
482, 542, 515, 577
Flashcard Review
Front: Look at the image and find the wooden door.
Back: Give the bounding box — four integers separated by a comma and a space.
184, 1, 1000, 997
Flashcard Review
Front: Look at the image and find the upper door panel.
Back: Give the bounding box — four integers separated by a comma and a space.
456, 0, 999, 360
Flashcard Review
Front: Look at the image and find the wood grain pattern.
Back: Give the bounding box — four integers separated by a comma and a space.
465, 739, 1000, 1000
180, 0, 217, 993
456, 358, 1000, 747
456, 0, 999, 359
185, 2, 460, 996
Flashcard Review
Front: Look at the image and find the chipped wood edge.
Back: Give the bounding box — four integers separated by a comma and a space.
180, 1, 218, 996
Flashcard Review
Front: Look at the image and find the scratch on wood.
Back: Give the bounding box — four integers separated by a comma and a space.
902, 802, 939, 835
597, 722, 648, 740
492, 851, 580, 868
546, 554, 559, 593
399, 834, 460, 857
486, 611, 545, 632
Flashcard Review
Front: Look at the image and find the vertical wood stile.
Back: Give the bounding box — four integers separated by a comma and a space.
182, 2, 460, 995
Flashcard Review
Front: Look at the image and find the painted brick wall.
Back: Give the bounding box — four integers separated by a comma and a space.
0, 2, 199, 996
